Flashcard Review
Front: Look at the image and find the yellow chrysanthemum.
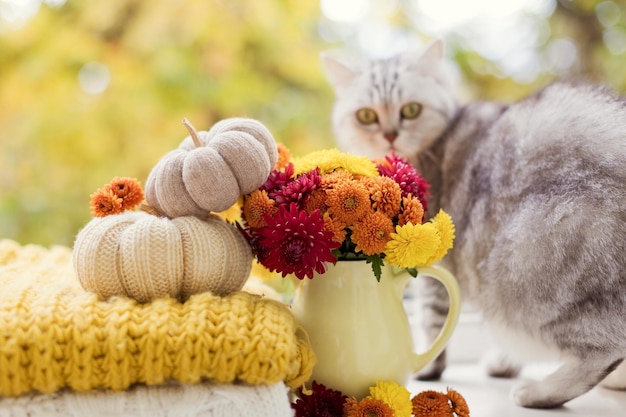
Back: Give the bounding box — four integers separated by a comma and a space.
351, 212, 394, 255
293, 149, 379, 177
425, 210, 455, 264
217, 198, 243, 222
384, 222, 441, 268
250, 259, 278, 282
369, 381, 413, 417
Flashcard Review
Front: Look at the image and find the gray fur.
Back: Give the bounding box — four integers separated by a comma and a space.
323, 40, 626, 408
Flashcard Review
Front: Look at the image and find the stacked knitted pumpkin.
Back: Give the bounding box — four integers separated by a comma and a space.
73, 118, 278, 303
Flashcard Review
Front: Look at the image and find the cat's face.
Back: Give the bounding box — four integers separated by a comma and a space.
323, 41, 458, 161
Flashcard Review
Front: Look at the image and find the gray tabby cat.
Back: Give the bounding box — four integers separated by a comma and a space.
322, 40, 626, 408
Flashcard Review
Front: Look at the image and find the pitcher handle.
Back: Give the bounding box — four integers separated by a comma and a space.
411, 264, 462, 372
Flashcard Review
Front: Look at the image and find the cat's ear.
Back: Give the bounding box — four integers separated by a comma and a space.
321, 54, 356, 95
420, 39, 444, 63
407, 39, 449, 85
412, 39, 444, 75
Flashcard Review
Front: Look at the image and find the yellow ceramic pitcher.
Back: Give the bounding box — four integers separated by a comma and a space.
290, 260, 461, 398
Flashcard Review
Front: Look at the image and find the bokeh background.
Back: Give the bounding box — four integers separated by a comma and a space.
1, 0, 625, 246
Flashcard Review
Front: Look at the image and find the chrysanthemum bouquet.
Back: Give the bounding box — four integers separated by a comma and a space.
239, 148, 454, 280
291, 380, 470, 417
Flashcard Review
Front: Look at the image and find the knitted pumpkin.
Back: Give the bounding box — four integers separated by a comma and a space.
73, 210, 252, 303
145, 117, 278, 218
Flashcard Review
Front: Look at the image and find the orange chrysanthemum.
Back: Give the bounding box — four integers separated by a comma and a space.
398, 196, 425, 226
363, 176, 402, 218
346, 397, 394, 417
447, 387, 470, 417
344, 397, 358, 416
243, 189, 277, 228
326, 181, 370, 225
303, 189, 328, 214
105, 176, 144, 210
90, 189, 123, 217
323, 212, 347, 244
275, 142, 292, 170
351, 211, 394, 255
320, 170, 353, 190
411, 390, 454, 417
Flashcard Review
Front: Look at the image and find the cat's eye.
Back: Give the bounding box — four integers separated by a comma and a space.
400, 102, 422, 120
355, 108, 378, 125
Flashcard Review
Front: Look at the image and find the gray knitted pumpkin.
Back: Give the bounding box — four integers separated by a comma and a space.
144, 118, 278, 218
73, 211, 252, 303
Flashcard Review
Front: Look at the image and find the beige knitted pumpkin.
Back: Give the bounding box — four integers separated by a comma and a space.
73, 211, 252, 303
144, 117, 278, 219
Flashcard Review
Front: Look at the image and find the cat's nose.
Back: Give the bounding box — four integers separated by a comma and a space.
383, 131, 398, 143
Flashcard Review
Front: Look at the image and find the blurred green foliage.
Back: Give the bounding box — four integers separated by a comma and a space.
0, 0, 624, 246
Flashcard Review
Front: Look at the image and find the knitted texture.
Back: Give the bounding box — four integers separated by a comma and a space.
145, 117, 278, 217
73, 213, 252, 302
0, 239, 314, 397
0, 381, 294, 417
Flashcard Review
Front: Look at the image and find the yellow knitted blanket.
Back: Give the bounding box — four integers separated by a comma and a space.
0, 239, 314, 397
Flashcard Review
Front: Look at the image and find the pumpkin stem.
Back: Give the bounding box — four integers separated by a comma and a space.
140, 203, 166, 217
182, 118, 203, 148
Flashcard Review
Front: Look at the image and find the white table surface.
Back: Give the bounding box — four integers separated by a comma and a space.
407, 362, 626, 417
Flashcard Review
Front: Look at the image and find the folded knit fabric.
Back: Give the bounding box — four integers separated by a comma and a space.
0, 239, 314, 397
0, 381, 294, 417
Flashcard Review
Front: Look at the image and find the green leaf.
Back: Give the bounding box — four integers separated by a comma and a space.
366, 255, 384, 282
406, 267, 418, 277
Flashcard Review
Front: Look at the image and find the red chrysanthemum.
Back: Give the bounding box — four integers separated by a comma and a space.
238, 225, 271, 266
377, 152, 430, 211
292, 381, 347, 417
261, 163, 295, 193
269, 168, 321, 206
257, 203, 340, 279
